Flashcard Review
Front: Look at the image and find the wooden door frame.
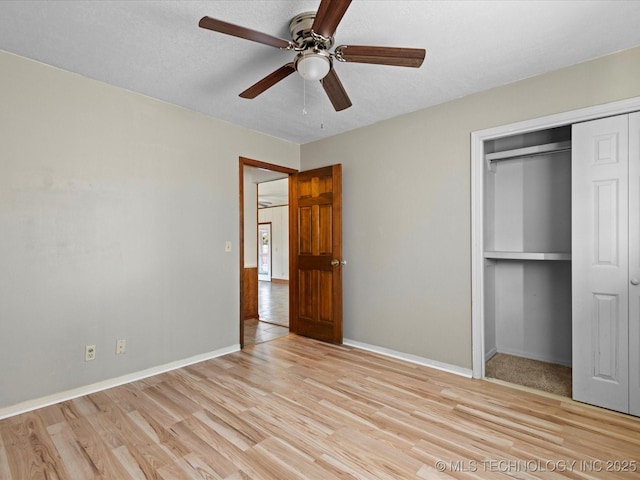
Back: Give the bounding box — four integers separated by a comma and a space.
470, 96, 640, 379
239, 157, 297, 348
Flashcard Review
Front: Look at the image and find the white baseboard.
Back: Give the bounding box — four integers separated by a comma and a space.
495, 347, 572, 367
485, 346, 498, 362
0, 344, 240, 420
343, 339, 472, 378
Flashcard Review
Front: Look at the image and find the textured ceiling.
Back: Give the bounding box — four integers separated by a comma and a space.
1, 1, 640, 144
258, 178, 289, 208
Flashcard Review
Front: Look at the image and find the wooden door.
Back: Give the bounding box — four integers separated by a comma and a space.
630, 112, 640, 416
572, 115, 630, 413
289, 165, 343, 343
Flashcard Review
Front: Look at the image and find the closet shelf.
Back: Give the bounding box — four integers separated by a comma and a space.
486, 141, 571, 163
484, 251, 571, 261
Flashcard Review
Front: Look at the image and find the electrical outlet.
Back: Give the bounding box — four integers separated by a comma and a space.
116, 338, 126, 355
85, 344, 96, 362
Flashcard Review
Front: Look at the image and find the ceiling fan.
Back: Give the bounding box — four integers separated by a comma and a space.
199, 0, 426, 111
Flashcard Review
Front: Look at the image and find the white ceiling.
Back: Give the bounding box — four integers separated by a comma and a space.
245, 167, 288, 207
258, 178, 289, 208
1, 1, 640, 144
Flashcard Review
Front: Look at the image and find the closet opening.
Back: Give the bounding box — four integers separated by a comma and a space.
482, 125, 573, 397
472, 95, 640, 414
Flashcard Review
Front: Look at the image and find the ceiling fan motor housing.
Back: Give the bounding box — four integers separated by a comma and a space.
289, 12, 334, 51
289, 12, 335, 81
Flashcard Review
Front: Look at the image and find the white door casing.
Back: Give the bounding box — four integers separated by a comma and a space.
471, 96, 640, 381
629, 112, 640, 416
572, 115, 629, 413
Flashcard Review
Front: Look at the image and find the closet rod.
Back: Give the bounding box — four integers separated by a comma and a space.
486, 140, 571, 164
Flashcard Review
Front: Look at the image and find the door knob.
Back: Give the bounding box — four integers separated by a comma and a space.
631, 279, 640, 286
331, 259, 347, 266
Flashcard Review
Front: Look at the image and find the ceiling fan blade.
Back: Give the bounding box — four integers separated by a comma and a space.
312, 0, 352, 39
199, 16, 292, 49
335, 45, 426, 68
239, 63, 296, 99
321, 67, 352, 111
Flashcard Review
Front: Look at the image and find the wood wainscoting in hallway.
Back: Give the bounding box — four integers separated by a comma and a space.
2, 335, 640, 479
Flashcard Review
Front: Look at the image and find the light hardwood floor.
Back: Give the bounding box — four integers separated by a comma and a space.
258, 281, 289, 327
243, 318, 289, 346
2, 335, 640, 479
244, 280, 289, 346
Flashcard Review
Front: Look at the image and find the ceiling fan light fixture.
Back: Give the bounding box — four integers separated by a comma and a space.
295, 51, 331, 81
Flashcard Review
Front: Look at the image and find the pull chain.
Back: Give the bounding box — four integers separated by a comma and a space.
302, 79, 308, 115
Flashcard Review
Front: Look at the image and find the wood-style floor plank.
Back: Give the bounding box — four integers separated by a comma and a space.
2, 335, 640, 479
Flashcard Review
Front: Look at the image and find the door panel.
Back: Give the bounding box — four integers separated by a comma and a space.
630, 112, 640, 416
573, 115, 629, 413
290, 165, 343, 343
299, 207, 312, 254
593, 180, 619, 266
319, 205, 333, 254
591, 293, 621, 381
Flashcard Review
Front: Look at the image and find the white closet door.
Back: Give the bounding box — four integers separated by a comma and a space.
630, 112, 640, 416
572, 115, 629, 413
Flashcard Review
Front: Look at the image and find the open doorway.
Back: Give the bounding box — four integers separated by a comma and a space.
472, 97, 640, 412
257, 178, 290, 336
239, 158, 296, 347
240, 158, 345, 348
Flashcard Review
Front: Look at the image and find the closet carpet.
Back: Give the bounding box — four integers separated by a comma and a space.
485, 353, 572, 398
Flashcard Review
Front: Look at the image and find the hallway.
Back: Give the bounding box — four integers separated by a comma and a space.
244, 281, 289, 346
258, 281, 288, 327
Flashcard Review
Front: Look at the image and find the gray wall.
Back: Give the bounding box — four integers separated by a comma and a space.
3, 43, 640, 410
300, 45, 640, 370
0, 51, 299, 409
